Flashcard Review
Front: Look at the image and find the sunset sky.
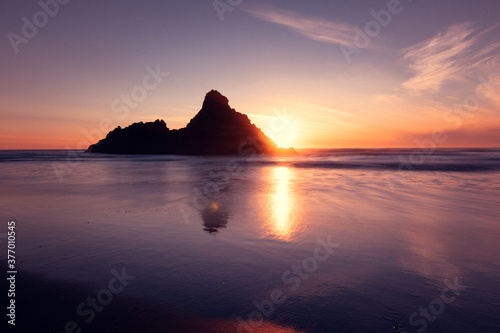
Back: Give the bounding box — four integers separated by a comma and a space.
1, 0, 500, 149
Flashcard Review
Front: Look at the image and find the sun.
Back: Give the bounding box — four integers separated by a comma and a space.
265, 115, 298, 148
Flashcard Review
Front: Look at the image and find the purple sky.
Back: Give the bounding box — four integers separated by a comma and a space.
1, 0, 500, 148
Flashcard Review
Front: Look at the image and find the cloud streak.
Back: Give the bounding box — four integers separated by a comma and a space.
401, 23, 500, 93
243, 6, 355, 47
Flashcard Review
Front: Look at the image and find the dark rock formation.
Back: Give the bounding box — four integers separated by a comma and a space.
87, 90, 297, 155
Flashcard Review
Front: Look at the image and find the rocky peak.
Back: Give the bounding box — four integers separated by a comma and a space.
202, 90, 230, 109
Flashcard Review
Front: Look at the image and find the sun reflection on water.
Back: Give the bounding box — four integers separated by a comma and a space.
266, 166, 299, 241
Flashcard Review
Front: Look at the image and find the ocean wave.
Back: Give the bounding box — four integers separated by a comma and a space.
1, 148, 500, 172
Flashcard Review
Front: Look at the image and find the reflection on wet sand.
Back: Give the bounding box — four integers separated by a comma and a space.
201, 201, 229, 233
6, 260, 305, 333
264, 166, 300, 241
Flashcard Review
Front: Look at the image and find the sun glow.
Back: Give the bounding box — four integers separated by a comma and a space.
265, 115, 298, 148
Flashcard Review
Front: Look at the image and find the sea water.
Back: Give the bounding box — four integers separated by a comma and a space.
0, 149, 499, 332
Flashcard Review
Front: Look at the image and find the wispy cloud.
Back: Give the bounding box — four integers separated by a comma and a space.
243, 6, 354, 47
401, 22, 500, 93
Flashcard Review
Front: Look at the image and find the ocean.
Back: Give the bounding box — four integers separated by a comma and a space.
1, 148, 500, 332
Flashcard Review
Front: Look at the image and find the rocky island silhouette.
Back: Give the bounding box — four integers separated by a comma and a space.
87, 90, 297, 155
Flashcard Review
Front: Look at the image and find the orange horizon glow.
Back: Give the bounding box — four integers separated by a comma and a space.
2, 86, 500, 150
1, 121, 500, 150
